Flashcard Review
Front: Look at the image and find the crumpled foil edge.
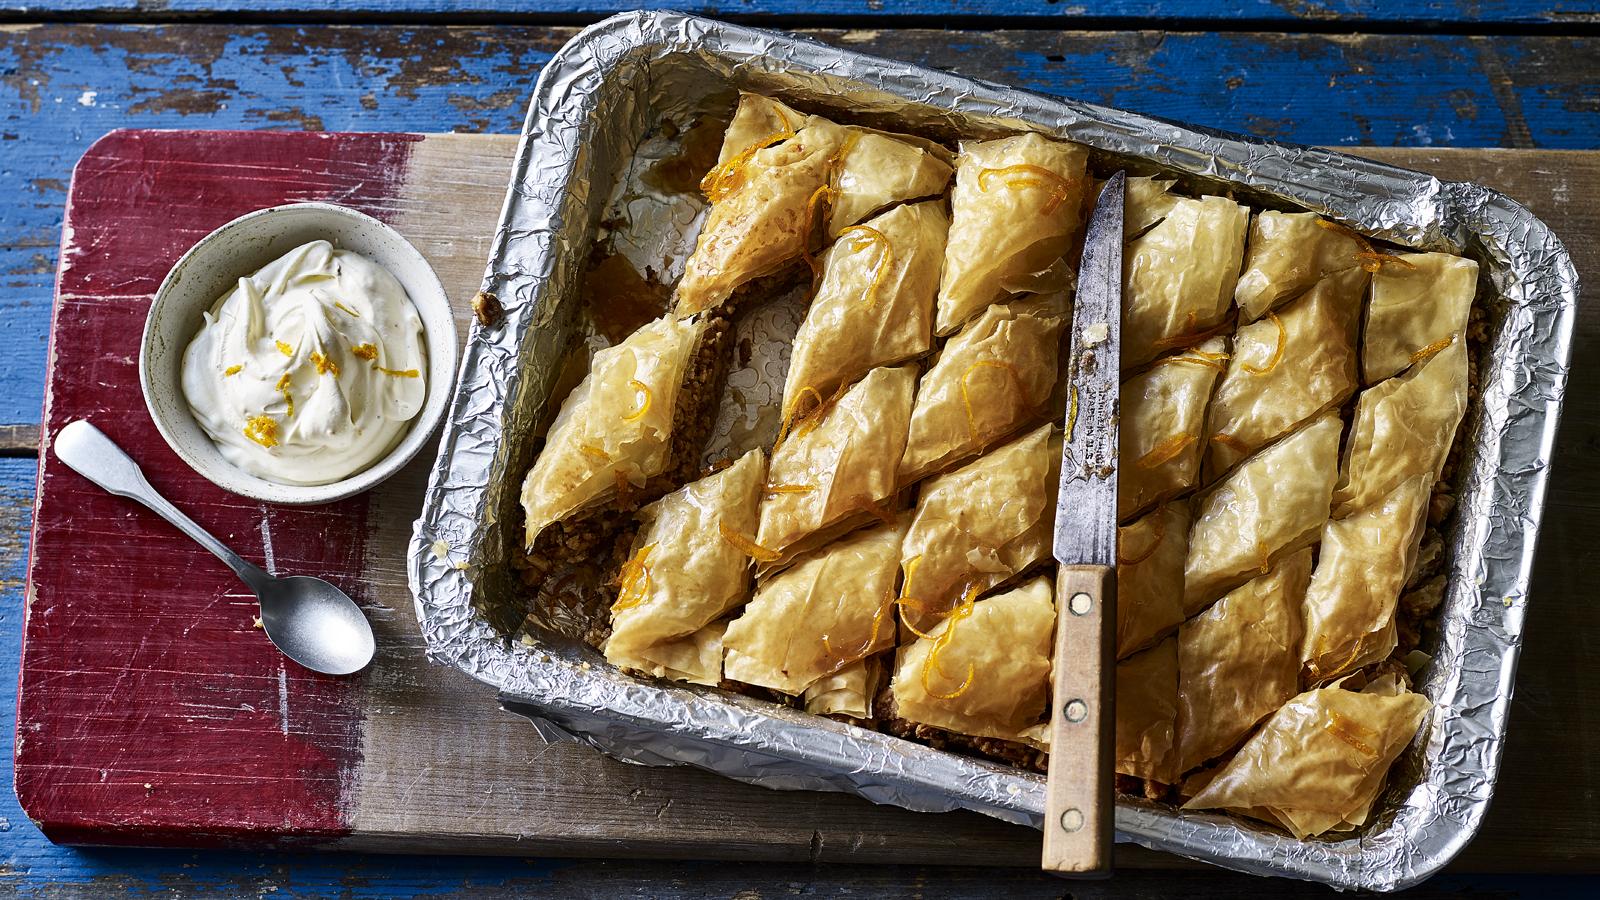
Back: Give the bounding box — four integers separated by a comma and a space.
406, 11, 1579, 891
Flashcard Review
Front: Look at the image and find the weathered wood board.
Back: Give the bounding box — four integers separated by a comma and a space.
16, 130, 1600, 871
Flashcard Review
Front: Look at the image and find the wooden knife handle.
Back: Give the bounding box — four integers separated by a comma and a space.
1041, 563, 1115, 875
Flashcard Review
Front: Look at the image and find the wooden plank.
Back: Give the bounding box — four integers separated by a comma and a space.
1, 24, 1597, 433
2, 0, 1597, 26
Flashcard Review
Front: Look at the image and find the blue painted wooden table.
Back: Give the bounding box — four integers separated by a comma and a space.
2, 3, 1599, 895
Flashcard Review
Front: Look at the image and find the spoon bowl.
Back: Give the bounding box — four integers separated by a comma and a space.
53, 419, 376, 676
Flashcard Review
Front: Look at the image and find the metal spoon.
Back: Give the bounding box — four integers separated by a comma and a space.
54, 419, 376, 676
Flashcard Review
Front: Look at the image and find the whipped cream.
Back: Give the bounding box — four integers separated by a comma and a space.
181, 240, 427, 486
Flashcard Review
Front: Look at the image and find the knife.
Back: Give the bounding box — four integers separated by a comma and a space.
1041, 171, 1124, 876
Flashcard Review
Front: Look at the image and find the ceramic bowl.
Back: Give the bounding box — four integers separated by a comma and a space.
140, 202, 457, 505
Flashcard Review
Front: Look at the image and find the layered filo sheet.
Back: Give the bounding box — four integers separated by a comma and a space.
937, 133, 1088, 335
675, 94, 953, 317
520, 314, 714, 550
898, 296, 1067, 485
515, 94, 1474, 843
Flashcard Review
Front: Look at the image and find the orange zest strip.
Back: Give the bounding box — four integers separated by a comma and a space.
275, 373, 296, 418
223, 364, 243, 377
1324, 710, 1379, 757
822, 587, 895, 668
700, 129, 795, 201
801, 184, 837, 279
763, 482, 817, 498
1116, 507, 1168, 566
1356, 250, 1418, 273
1136, 432, 1197, 469
242, 414, 279, 449
793, 383, 846, 442
1211, 432, 1253, 456
718, 520, 782, 563
622, 378, 653, 422
837, 224, 895, 310
1149, 317, 1232, 354
922, 587, 979, 701
960, 359, 1027, 439
610, 543, 657, 612
310, 350, 339, 377
1409, 334, 1455, 365
1154, 352, 1228, 372
375, 365, 420, 378
774, 386, 821, 446
895, 556, 942, 641
1243, 312, 1286, 376
977, 164, 1076, 215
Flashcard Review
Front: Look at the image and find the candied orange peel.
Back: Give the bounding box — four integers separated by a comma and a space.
1243, 312, 1286, 376
701, 129, 795, 202
1137, 432, 1197, 469
622, 378, 652, 423
1409, 334, 1455, 365
764, 482, 817, 498
719, 520, 782, 562
822, 587, 895, 667
837, 224, 895, 310
611, 543, 657, 612
1155, 351, 1229, 372
242, 414, 279, 449
1149, 314, 1232, 354
1211, 432, 1253, 456
894, 557, 941, 641
1117, 507, 1168, 566
1324, 710, 1379, 757
922, 586, 979, 701
960, 359, 1028, 439
977, 163, 1076, 215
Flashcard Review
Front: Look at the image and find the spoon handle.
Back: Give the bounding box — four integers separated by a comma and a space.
54, 420, 271, 590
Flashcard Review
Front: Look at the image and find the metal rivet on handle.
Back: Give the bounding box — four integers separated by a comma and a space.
1059, 808, 1085, 833
1064, 699, 1088, 722
1069, 592, 1092, 615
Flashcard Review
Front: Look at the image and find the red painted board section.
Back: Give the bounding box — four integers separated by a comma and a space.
16, 130, 420, 847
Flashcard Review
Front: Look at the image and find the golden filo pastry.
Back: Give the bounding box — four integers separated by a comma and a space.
1123, 195, 1250, 367
890, 576, 1055, 743
897, 423, 1061, 635
1124, 176, 1179, 239
1301, 475, 1433, 684
897, 296, 1067, 485
1184, 411, 1342, 610
936, 132, 1089, 335
603, 449, 766, 669
803, 657, 881, 719
1206, 267, 1367, 476
1233, 211, 1368, 323
1332, 333, 1468, 518
826, 131, 954, 240
1118, 337, 1228, 520
520, 314, 710, 547
617, 621, 728, 687
1362, 252, 1479, 385
783, 201, 949, 412
1175, 549, 1309, 773
1115, 636, 1179, 784
675, 97, 848, 317
1117, 503, 1191, 658
1182, 674, 1431, 839
757, 365, 917, 568
723, 515, 909, 696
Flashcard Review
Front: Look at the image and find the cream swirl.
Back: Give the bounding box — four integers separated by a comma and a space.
181, 240, 427, 486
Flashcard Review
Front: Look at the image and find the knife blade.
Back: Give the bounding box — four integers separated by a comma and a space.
1041, 171, 1124, 877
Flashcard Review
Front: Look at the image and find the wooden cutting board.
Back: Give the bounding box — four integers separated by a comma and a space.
16, 130, 1599, 869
